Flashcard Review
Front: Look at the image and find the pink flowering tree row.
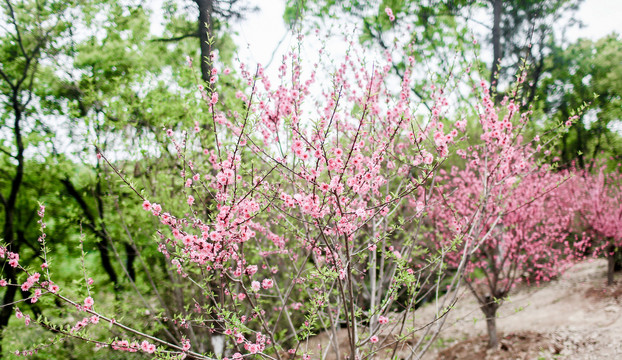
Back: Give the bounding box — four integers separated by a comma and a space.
572, 164, 622, 285
425, 81, 577, 348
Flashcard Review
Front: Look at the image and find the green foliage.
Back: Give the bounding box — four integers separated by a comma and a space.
535, 34, 622, 167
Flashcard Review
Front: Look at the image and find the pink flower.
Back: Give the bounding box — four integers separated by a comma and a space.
385, 7, 395, 21
142, 200, 151, 211
31, 289, 42, 303
0, 279, 6, 287
84, 296, 94, 309
49, 283, 59, 293
187, 196, 195, 206
370, 335, 379, 343
251, 281, 261, 292
245, 265, 258, 276
378, 315, 388, 324
181, 338, 191, 351
87, 277, 94, 285
141, 340, 156, 354
261, 279, 273, 289
210, 92, 219, 106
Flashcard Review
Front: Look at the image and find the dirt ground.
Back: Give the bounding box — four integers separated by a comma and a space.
424, 259, 622, 359
301, 259, 622, 359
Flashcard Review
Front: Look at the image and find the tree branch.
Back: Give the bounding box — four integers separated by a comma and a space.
151, 32, 199, 42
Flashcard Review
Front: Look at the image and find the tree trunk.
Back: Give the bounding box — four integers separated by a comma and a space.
482, 299, 499, 348
195, 0, 214, 83
489, 0, 502, 91
125, 243, 136, 281
0, 100, 26, 357
607, 244, 616, 286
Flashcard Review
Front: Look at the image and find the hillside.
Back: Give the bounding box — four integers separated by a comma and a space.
426, 259, 622, 359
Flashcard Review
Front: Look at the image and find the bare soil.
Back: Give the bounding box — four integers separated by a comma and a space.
424, 259, 622, 359
301, 260, 622, 359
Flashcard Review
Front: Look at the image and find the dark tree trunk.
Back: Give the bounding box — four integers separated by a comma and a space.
607, 244, 616, 286
125, 243, 136, 281
195, 0, 214, 83
0, 100, 25, 357
489, 0, 502, 91
482, 297, 500, 348
576, 125, 586, 169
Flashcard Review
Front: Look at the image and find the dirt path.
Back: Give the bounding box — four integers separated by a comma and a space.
423, 259, 622, 359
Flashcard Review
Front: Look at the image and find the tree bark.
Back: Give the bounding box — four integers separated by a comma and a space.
482, 298, 499, 348
0, 96, 25, 358
195, 0, 214, 83
489, 0, 502, 91
607, 244, 616, 286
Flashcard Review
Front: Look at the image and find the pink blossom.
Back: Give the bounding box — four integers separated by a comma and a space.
385, 7, 395, 21
245, 265, 258, 276
141, 340, 156, 354
181, 338, 191, 351
261, 279, 273, 289
84, 296, 94, 310
370, 335, 379, 343
49, 283, 59, 293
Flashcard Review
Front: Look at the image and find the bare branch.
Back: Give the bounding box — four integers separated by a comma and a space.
151, 32, 199, 42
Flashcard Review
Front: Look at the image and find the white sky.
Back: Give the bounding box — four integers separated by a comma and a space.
146, 0, 621, 75
228, 0, 622, 73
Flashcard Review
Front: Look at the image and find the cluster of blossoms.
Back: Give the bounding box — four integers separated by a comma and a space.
110, 339, 156, 354
0, 247, 20, 268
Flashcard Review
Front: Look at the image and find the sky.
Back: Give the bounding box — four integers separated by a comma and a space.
146, 0, 621, 77
227, 0, 622, 73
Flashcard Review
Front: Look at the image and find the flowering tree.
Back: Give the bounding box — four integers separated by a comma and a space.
574, 165, 622, 285
0, 40, 473, 358
0, 23, 574, 360
427, 82, 576, 348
